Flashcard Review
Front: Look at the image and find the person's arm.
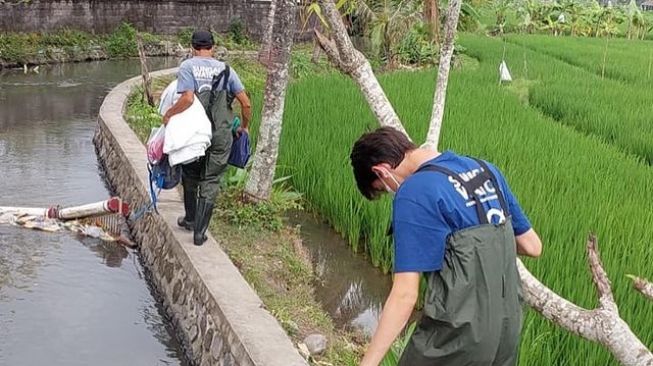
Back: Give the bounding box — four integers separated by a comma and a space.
162, 91, 194, 125
360, 272, 419, 366
515, 228, 542, 257
234, 90, 252, 130
360, 194, 447, 365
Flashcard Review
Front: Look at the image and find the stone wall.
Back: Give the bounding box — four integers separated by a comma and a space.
93, 69, 308, 366
0, 0, 277, 40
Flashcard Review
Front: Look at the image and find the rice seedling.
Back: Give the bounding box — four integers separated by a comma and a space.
507, 34, 653, 85
462, 35, 653, 165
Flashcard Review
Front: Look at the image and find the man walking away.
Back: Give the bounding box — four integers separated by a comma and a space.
162, 30, 252, 246
350, 127, 543, 366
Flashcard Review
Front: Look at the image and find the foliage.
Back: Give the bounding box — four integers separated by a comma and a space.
228, 18, 247, 45
217, 169, 303, 232
481, 0, 648, 38
356, 0, 423, 63
105, 22, 138, 58
177, 27, 194, 46
124, 85, 162, 141
395, 22, 439, 65
290, 44, 337, 79
459, 1, 483, 32
0, 29, 96, 64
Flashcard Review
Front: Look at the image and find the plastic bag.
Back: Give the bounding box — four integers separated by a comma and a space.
147, 126, 165, 165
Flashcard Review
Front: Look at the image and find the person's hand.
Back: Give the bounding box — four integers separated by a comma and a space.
162, 114, 170, 126
236, 126, 248, 138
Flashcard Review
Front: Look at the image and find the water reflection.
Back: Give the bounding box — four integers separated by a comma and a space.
287, 211, 392, 338
0, 58, 187, 366
76, 236, 130, 268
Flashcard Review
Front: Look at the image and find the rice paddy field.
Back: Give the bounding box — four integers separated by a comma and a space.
254, 34, 653, 365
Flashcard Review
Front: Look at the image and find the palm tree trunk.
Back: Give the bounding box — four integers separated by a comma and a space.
245, 0, 296, 202
423, 0, 463, 149
258, 0, 278, 66
424, 0, 441, 45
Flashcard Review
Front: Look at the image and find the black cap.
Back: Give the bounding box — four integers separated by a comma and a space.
191, 30, 214, 49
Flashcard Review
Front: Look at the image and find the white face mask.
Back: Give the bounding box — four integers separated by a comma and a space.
377, 168, 400, 195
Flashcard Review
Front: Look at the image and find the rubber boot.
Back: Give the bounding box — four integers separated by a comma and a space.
193, 198, 214, 246
177, 188, 196, 231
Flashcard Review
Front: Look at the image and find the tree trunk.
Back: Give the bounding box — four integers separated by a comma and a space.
423, 0, 462, 149
244, 0, 296, 202
258, 0, 278, 66
314, 0, 409, 137
311, 32, 322, 63
424, 0, 441, 45
136, 34, 154, 107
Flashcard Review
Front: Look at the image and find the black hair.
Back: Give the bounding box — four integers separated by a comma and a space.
350, 127, 416, 200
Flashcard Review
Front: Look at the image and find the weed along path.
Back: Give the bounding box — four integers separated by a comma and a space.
0, 58, 189, 366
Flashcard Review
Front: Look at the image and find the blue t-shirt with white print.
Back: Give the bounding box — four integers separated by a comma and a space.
176, 57, 244, 95
392, 151, 531, 273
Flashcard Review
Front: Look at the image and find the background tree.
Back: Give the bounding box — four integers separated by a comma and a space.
244, 0, 297, 201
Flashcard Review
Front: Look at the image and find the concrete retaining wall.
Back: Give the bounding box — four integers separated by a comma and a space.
0, 0, 310, 41
93, 68, 308, 366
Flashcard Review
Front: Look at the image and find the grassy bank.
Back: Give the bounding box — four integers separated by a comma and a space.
0, 23, 260, 68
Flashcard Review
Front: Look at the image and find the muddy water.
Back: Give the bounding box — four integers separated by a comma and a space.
0, 59, 189, 366
287, 212, 392, 338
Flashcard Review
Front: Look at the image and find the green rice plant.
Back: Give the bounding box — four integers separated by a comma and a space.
272, 35, 653, 365
507, 34, 653, 85
462, 35, 653, 165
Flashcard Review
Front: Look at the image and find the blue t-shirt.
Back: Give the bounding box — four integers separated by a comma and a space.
176, 57, 244, 95
392, 151, 531, 273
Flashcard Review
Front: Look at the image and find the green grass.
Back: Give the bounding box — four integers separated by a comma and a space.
473, 35, 653, 164
268, 34, 653, 365
507, 34, 653, 85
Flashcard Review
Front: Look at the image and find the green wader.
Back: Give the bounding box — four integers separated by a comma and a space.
399, 159, 523, 366
181, 66, 234, 203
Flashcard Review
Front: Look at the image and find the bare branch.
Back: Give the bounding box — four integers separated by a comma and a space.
587, 234, 618, 312
314, 28, 342, 67
628, 275, 653, 301
317, 0, 357, 67
517, 259, 602, 342
518, 235, 653, 366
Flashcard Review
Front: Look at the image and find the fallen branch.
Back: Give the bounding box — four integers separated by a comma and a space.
518, 235, 653, 366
